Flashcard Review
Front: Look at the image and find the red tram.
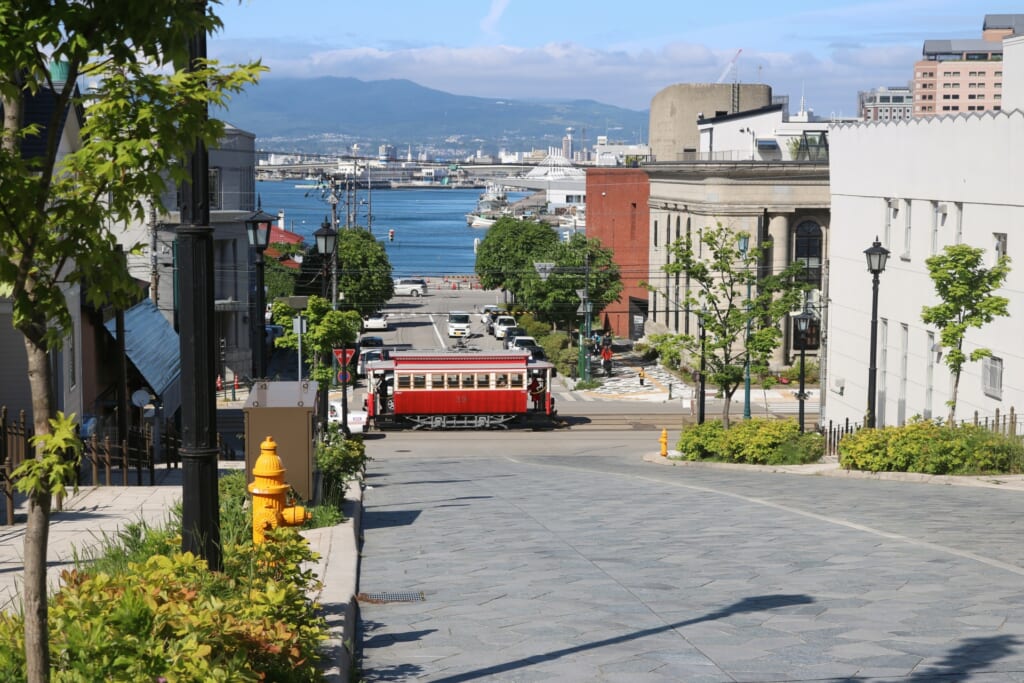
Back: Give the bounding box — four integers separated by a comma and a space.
363, 350, 557, 429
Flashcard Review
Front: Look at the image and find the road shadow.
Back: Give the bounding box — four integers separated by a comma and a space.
361, 509, 422, 530
368, 593, 815, 683
903, 634, 1021, 681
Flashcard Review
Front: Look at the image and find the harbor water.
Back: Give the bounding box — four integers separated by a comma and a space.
255, 180, 525, 277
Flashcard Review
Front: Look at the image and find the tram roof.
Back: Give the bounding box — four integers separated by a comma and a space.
367, 350, 554, 371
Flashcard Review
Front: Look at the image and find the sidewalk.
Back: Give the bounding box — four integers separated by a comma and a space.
0, 460, 362, 682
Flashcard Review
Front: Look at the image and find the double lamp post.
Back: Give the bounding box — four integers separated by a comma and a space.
314, 217, 349, 436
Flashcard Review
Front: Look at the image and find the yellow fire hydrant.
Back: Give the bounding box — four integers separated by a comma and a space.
248, 435, 311, 544
659, 428, 668, 457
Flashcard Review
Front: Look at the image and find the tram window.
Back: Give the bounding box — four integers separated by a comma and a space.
397, 375, 411, 390
413, 374, 426, 389
447, 373, 459, 388
510, 373, 524, 388
477, 373, 491, 388
461, 373, 474, 388
495, 373, 508, 387
431, 374, 444, 389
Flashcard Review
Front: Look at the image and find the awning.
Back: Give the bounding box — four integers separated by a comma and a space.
104, 299, 181, 416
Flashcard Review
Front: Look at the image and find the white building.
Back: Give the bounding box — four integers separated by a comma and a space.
826, 107, 1023, 428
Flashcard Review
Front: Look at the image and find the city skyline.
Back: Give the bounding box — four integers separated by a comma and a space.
210, 0, 1022, 118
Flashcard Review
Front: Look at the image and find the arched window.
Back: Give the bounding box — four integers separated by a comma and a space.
794, 220, 823, 287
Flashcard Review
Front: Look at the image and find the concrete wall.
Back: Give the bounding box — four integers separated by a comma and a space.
649, 83, 773, 162
827, 111, 1024, 428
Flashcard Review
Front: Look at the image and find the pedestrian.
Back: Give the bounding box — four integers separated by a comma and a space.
600, 345, 613, 377
638, 367, 646, 386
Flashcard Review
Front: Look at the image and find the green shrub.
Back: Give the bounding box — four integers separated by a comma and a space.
676, 419, 823, 465
838, 426, 896, 471
0, 527, 327, 681
718, 419, 800, 464
647, 334, 683, 370
315, 425, 369, 511
676, 421, 726, 460
516, 311, 550, 339
840, 421, 1024, 475
781, 360, 820, 384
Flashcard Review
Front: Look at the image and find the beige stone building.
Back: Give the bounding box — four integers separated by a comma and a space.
648, 83, 773, 161
644, 162, 830, 369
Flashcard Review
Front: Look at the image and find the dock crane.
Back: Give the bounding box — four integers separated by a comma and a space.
716, 48, 742, 84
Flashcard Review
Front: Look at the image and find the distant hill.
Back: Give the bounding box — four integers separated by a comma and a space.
219, 76, 649, 156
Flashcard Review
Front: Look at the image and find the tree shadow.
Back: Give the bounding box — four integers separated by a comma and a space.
392, 593, 816, 683
904, 634, 1021, 681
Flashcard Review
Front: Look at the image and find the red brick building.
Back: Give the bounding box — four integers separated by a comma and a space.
585, 168, 651, 340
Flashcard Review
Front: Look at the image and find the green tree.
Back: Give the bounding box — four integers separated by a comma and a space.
474, 216, 560, 297
264, 243, 304, 300
295, 227, 393, 315
270, 296, 361, 389
523, 233, 623, 335
0, 2, 262, 678
921, 243, 1010, 424
657, 223, 806, 428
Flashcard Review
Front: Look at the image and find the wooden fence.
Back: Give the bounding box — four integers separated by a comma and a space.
822, 407, 1020, 457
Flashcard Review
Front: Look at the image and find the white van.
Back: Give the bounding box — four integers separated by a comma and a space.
447, 311, 471, 338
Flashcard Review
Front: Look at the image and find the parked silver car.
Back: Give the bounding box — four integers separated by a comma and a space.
393, 278, 427, 296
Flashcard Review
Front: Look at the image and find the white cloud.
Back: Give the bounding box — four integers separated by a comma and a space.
480, 0, 512, 38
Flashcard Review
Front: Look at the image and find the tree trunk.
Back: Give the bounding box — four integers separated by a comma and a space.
948, 370, 961, 426
721, 387, 736, 429
23, 335, 55, 682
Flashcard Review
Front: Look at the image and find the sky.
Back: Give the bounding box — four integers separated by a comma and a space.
209, 1, 1021, 118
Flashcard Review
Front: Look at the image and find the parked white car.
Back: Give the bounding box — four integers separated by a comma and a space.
362, 312, 389, 331
393, 278, 427, 296
328, 402, 368, 433
493, 315, 517, 339
447, 311, 471, 338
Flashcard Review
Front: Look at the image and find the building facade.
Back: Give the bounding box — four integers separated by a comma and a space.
858, 86, 914, 122
826, 110, 1023, 428
912, 14, 1022, 117
585, 169, 651, 340
643, 162, 830, 370
649, 83, 773, 162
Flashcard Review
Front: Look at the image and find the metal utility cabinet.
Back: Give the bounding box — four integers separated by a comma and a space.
243, 380, 317, 501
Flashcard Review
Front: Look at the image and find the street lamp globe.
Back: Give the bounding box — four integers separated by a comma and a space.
245, 197, 275, 251
314, 216, 337, 256
864, 237, 890, 274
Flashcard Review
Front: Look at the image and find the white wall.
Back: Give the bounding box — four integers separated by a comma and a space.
826, 111, 1024, 427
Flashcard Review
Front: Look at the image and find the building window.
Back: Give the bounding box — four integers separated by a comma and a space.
653, 219, 658, 247
931, 202, 941, 255
794, 220, 823, 287
209, 167, 221, 210
902, 200, 912, 260
994, 233, 1007, 264
982, 356, 1003, 400
925, 331, 935, 420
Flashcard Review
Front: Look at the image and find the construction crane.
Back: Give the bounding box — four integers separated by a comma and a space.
716, 48, 742, 84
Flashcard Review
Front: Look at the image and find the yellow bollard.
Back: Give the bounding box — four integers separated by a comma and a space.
248, 435, 311, 544
659, 428, 668, 457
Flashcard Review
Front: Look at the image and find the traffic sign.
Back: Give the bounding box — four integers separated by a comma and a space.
337, 369, 350, 385
534, 262, 556, 281
333, 348, 356, 365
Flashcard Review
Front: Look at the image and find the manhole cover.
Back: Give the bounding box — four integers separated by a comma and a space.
357, 591, 425, 604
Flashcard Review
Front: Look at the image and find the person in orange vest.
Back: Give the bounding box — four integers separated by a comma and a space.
638, 367, 646, 386
600, 345, 613, 376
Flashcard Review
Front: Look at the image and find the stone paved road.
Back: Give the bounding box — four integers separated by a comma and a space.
357, 431, 1024, 682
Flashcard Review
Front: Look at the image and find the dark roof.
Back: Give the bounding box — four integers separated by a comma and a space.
922, 39, 1003, 56
700, 104, 784, 124
984, 14, 1024, 33
104, 299, 181, 413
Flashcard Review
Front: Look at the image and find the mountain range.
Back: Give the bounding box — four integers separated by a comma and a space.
219, 76, 650, 157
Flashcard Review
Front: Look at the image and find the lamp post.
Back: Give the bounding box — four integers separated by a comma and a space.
246, 199, 276, 380
313, 218, 346, 434
794, 310, 815, 433
737, 233, 752, 419
864, 237, 890, 429
698, 308, 707, 425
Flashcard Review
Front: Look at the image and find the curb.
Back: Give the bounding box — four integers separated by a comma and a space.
642, 452, 1024, 490
302, 479, 363, 682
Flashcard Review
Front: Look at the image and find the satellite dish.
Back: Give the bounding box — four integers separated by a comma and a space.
131, 389, 152, 408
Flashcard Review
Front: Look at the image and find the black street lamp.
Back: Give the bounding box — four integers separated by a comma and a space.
864, 237, 890, 429
794, 310, 815, 433
737, 233, 752, 420
698, 308, 707, 425
314, 218, 348, 435
246, 198, 276, 380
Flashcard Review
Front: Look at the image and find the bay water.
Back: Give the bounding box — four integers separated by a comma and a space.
255, 179, 523, 278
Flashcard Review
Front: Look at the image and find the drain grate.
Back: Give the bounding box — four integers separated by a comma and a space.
357, 591, 425, 604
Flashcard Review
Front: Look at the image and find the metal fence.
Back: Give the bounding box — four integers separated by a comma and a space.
822, 407, 1020, 458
